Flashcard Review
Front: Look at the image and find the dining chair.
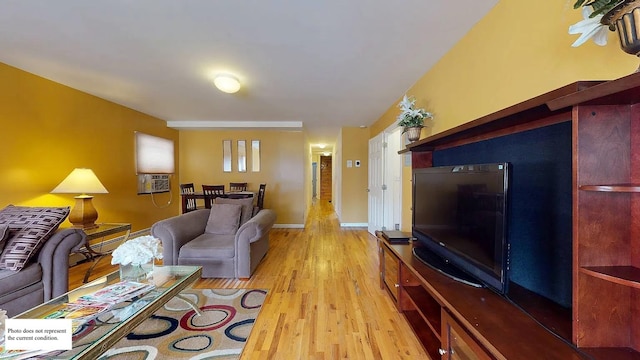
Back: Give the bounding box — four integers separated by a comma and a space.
229, 182, 248, 192
202, 184, 226, 208
180, 183, 197, 213
256, 183, 266, 210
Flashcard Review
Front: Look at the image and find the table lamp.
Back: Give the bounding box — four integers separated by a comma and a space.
51, 168, 109, 229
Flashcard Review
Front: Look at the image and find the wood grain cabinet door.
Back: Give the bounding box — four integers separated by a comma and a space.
441, 310, 494, 360
382, 244, 399, 302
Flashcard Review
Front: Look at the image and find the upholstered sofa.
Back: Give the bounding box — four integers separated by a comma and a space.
0, 206, 87, 316
151, 204, 276, 279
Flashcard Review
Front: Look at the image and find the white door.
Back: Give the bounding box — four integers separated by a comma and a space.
384, 126, 403, 231
368, 133, 384, 234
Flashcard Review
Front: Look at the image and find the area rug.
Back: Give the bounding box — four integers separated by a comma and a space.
97, 288, 268, 360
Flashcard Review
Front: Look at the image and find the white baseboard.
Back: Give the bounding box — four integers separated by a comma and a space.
69, 228, 151, 266
272, 224, 304, 229
340, 223, 367, 227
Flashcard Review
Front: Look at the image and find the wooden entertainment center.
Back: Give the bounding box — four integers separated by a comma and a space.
381, 72, 640, 359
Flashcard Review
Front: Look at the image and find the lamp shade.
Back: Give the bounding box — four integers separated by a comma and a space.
213, 74, 241, 93
51, 168, 108, 195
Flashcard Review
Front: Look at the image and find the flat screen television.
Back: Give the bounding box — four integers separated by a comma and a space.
412, 162, 510, 294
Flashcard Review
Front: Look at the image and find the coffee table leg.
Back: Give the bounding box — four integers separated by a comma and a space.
175, 294, 203, 316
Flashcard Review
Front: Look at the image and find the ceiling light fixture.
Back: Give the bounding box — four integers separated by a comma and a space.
213, 74, 241, 93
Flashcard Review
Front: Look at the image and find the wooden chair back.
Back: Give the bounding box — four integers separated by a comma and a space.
180, 183, 197, 213
256, 183, 266, 210
229, 182, 248, 192
202, 184, 225, 208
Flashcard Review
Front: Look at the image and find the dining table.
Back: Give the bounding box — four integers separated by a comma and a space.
180, 191, 255, 211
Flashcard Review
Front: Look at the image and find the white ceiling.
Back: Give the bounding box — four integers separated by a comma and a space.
0, 0, 497, 151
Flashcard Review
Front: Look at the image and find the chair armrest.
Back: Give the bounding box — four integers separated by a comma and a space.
236, 209, 277, 245
37, 228, 86, 300
151, 209, 210, 265
235, 209, 276, 276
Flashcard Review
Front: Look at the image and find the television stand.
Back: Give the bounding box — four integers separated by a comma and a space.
379, 238, 587, 359
412, 247, 483, 288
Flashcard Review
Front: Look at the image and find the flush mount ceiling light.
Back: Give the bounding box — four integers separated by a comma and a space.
213, 74, 241, 93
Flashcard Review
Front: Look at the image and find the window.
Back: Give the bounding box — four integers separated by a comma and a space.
135, 132, 175, 174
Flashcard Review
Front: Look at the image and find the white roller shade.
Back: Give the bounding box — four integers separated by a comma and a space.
135, 132, 175, 174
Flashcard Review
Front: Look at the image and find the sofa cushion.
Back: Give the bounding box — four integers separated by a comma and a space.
0, 262, 42, 294
215, 197, 255, 225
204, 204, 242, 235
0, 205, 70, 271
0, 224, 9, 254
179, 233, 236, 259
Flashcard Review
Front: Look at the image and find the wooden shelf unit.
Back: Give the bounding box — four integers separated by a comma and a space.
388, 71, 640, 359
379, 239, 586, 359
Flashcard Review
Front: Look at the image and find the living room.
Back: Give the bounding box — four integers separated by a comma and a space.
1, 0, 639, 358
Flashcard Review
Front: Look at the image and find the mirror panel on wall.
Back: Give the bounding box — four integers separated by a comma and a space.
223, 140, 232, 172
252, 140, 261, 172
238, 140, 247, 172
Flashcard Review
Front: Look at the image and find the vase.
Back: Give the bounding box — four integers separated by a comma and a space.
119, 262, 153, 282
602, 0, 640, 71
405, 126, 423, 142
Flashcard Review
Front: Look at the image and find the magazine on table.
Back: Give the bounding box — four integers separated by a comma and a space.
37, 280, 154, 330
77, 280, 155, 305
0, 346, 50, 360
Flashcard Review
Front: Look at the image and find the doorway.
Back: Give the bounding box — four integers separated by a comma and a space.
312, 162, 318, 199
367, 126, 403, 235
320, 155, 332, 202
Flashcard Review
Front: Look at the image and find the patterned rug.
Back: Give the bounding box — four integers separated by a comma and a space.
97, 288, 268, 360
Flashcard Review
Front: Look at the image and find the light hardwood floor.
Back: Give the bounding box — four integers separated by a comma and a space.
69, 200, 428, 359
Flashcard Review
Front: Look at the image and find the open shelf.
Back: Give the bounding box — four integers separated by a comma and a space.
403, 310, 441, 360
579, 184, 640, 192
580, 266, 640, 288
404, 285, 442, 340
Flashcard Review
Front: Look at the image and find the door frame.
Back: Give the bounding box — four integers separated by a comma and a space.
368, 123, 404, 234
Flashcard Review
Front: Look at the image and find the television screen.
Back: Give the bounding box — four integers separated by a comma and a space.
412, 162, 510, 294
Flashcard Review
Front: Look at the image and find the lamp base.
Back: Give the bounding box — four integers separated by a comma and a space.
69, 195, 99, 230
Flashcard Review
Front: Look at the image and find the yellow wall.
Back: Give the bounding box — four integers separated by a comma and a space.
339, 127, 369, 223
179, 129, 305, 225
0, 62, 180, 232
370, 0, 639, 231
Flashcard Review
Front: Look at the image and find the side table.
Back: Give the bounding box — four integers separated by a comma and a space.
78, 223, 132, 283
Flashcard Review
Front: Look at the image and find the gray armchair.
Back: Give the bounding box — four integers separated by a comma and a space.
151, 208, 276, 278
0, 228, 86, 316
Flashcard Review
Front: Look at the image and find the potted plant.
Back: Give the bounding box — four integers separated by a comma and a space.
111, 235, 163, 281
397, 95, 433, 142
570, 0, 640, 66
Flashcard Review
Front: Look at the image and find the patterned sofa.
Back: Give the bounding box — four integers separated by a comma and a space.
0, 205, 86, 316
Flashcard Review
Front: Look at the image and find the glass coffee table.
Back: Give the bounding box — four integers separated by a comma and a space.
14, 265, 202, 359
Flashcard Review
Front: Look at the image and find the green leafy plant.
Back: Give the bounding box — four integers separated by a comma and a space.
397, 95, 432, 131
573, 0, 625, 19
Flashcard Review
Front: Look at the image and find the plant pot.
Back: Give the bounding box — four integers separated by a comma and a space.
602, 0, 640, 70
404, 127, 423, 142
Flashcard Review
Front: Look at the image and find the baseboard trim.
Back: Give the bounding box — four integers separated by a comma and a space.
340, 223, 367, 227
272, 224, 304, 229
